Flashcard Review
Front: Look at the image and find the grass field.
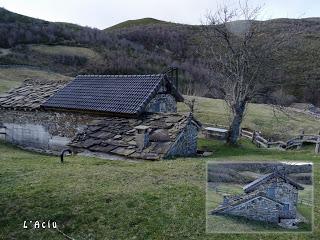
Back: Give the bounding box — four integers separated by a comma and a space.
178, 96, 320, 139
30, 45, 103, 61
106, 18, 167, 30
0, 139, 319, 239
0, 67, 71, 93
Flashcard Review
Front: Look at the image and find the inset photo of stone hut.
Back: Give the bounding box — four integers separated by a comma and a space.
206, 161, 313, 233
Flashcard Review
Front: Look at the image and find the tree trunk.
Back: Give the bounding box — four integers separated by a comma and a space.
227, 101, 246, 145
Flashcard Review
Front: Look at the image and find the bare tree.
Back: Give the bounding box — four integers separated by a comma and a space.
201, 0, 292, 144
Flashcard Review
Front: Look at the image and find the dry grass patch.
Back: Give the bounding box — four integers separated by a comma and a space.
0, 67, 72, 93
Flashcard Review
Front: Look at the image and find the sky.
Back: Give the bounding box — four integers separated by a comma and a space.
0, 0, 319, 29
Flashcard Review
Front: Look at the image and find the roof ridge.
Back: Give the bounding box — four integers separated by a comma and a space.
211, 191, 284, 214
243, 171, 304, 193
76, 74, 164, 78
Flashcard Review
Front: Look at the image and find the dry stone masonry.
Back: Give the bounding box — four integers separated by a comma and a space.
0, 71, 201, 159
211, 169, 305, 229
69, 113, 201, 160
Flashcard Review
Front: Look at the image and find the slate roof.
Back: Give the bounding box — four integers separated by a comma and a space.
69, 113, 201, 160
211, 191, 284, 214
243, 172, 304, 193
42, 74, 183, 115
0, 79, 68, 110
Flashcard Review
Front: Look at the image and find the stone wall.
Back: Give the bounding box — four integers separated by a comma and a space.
255, 178, 298, 218
145, 94, 177, 113
224, 196, 282, 223
165, 122, 198, 158
0, 110, 94, 153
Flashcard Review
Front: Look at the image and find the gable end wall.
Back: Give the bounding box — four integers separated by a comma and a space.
145, 94, 177, 113
255, 178, 298, 218
165, 122, 198, 158
223, 197, 282, 223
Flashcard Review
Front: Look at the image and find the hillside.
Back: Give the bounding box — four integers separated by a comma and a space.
0, 66, 71, 93
107, 18, 168, 30
0, 7, 320, 106
0, 7, 114, 48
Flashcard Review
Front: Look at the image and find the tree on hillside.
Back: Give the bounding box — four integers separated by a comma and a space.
201, 0, 293, 144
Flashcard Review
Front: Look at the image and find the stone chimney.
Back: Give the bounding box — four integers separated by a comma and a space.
134, 125, 150, 151
222, 195, 229, 206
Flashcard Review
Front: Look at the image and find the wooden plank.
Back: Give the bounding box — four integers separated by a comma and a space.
204, 127, 228, 133
202, 123, 228, 129
299, 134, 320, 138
241, 134, 252, 139
303, 140, 318, 143
255, 140, 268, 148
256, 136, 268, 144
268, 141, 286, 145
241, 130, 253, 135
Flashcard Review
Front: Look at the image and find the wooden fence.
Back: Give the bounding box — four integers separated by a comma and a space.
202, 123, 320, 153
298, 198, 313, 206
213, 187, 235, 196
240, 128, 320, 153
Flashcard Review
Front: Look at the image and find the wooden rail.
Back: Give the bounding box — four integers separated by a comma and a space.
202, 123, 320, 153
240, 129, 320, 154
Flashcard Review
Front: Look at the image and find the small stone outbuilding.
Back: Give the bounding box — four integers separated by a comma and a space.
211, 169, 305, 228
0, 72, 201, 160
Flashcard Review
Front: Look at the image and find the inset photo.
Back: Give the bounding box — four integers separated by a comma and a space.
206, 161, 313, 233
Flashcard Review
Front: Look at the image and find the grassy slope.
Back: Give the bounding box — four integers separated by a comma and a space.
0, 7, 83, 31
0, 43, 102, 92
0, 67, 72, 93
1, 7, 320, 105
30, 45, 103, 61
107, 18, 168, 30
178, 96, 320, 139
0, 7, 47, 24
0, 139, 319, 239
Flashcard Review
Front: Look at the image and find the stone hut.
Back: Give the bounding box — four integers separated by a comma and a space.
0, 72, 201, 160
211, 169, 305, 228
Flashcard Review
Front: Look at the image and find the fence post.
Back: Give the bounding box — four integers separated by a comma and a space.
300, 130, 304, 140
267, 138, 271, 148
252, 131, 256, 143
315, 137, 320, 154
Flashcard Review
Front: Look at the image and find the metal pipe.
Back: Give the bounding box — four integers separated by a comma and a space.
60, 149, 72, 163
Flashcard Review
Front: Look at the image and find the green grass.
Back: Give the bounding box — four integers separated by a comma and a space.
107, 18, 168, 31
0, 139, 320, 239
0, 67, 72, 93
30, 45, 103, 61
178, 96, 320, 139
299, 185, 313, 202
212, 184, 244, 195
